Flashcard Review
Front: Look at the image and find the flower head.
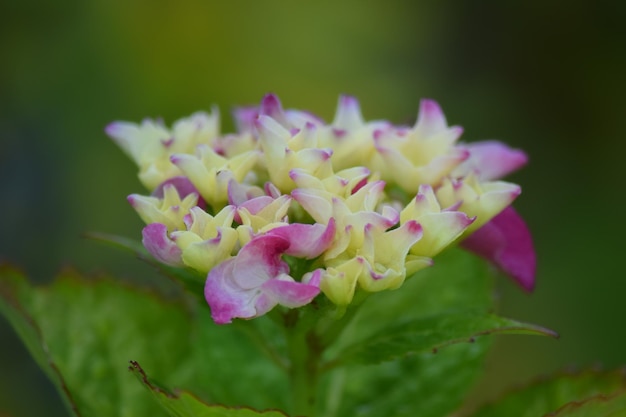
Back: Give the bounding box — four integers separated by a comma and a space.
110, 93, 536, 323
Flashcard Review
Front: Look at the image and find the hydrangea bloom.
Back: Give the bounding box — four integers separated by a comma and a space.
108, 93, 535, 324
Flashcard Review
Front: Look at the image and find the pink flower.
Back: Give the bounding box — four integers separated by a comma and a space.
450, 142, 535, 290
152, 176, 207, 210
227, 180, 291, 231
462, 206, 536, 291
205, 221, 335, 324
370, 99, 468, 192
141, 223, 184, 267
232, 93, 324, 134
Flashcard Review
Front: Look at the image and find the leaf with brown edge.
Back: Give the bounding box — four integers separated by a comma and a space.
548, 389, 626, 416
129, 361, 289, 417
468, 368, 626, 417
328, 311, 558, 367
327, 250, 558, 370
0, 266, 289, 417
0, 265, 83, 417
0, 265, 193, 417
324, 249, 552, 417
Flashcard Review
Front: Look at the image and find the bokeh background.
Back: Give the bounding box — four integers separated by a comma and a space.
1, 1, 625, 416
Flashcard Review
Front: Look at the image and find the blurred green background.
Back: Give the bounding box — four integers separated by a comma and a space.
1, 1, 625, 415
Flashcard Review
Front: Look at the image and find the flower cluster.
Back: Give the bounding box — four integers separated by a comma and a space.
107, 94, 535, 324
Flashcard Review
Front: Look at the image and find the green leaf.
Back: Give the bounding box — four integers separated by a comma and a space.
0, 267, 83, 416
129, 361, 289, 417
470, 369, 626, 417
323, 340, 492, 417
332, 311, 556, 366
331, 248, 495, 355
83, 231, 206, 297
1, 249, 556, 417
185, 310, 290, 410
0, 266, 184, 416
0, 266, 289, 417
553, 390, 626, 417
322, 249, 554, 417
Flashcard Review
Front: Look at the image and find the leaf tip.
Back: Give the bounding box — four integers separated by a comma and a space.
129, 360, 177, 398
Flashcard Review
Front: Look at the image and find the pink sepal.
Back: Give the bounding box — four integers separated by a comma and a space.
455, 140, 528, 180
142, 223, 184, 267
152, 176, 207, 210
232, 106, 259, 133
332, 95, 364, 129
227, 180, 285, 224
415, 99, 448, 136
205, 234, 321, 324
231, 235, 290, 289
268, 219, 336, 259
261, 273, 321, 308
227, 180, 265, 206
461, 206, 536, 291
260, 93, 286, 122
205, 260, 257, 324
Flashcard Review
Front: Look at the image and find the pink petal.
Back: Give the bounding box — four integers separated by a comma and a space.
261, 275, 321, 308
285, 110, 325, 128
455, 140, 528, 181
152, 176, 207, 210
205, 259, 258, 324
303, 269, 322, 287
142, 223, 184, 266
227, 180, 270, 223
231, 235, 291, 290
291, 189, 333, 224
239, 196, 275, 215
204, 234, 320, 324
267, 218, 336, 259
415, 99, 448, 136
232, 106, 259, 133
264, 182, 282, 199
260, 93, 288, 125
332, 95, 364, 129
255, 115, 292, 150
461, 206, 536, 291
351, 177, 368, 194
345, 209, 398, 231
227, 180, 265, 206
104, 121, 137, 156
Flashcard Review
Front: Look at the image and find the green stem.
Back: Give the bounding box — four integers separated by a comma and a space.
282, 292, 368, 416
318, 291, 369, 350
286, 311, 320, 417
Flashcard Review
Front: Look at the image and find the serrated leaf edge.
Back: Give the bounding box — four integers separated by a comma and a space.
329, 313, 558, 368
0, 267, 83, 417
463, 367, 626, 417
129, 360, 291, 417
545, 387, 626, 416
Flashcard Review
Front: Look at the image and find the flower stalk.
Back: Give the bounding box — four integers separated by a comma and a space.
285, 310, 321, 417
